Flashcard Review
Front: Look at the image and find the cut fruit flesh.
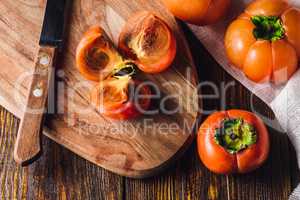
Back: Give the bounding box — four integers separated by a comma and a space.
101, 76, 131, 108
119, 11, 176, 73
76, 27, 123, 81
90, 76, 132, 111
90, 75, 151, 120
128, 16, 171, 64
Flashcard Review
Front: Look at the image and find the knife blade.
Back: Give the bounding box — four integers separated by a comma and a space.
14, 0, 71, 166
40, 0, 69, 47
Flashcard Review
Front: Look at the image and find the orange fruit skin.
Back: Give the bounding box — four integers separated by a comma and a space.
243, 41, 273, 83
245, 0, 290, 16
272, 39, 298, 84
224, 0, 299, 85
225, 18, 256, 69
197, 111, 237, 174
282, 8, 300, 58
197, 110, 270, 174
161, 0, 231, 25
227, 110, 270, 174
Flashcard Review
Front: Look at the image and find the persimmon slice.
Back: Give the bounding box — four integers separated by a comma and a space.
90, 75, 151, 120
76, 26, 123, 81
119, 11, 177, 74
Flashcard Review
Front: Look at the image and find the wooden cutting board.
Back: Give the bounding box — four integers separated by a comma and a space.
0, 0, 200, 177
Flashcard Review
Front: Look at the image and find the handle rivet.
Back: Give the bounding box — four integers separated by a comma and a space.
39, 54, 50, 66
33, 88, 43, 97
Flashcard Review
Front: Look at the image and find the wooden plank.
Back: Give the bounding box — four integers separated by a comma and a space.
0, 106, 124, 200
124, 141, 229, 200
26, 137, 124, 200
0, 107, 26, 200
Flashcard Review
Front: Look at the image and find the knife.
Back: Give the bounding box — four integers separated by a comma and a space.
14, 0, 71, 166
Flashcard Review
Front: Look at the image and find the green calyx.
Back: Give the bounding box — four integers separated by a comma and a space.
113, 62, 137, 78
251, 15, 285, 41
214, 118, 257, 154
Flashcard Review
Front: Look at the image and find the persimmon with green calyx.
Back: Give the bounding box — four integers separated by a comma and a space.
214, 118, 257, 154
225, 0, 300, 85
197, 110, 270, 174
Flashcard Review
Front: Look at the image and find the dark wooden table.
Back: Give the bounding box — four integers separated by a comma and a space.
0, 23, 299, 200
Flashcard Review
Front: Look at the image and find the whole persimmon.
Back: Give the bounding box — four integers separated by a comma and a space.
161, 0, 231, 25
197, 110, 270, 174
225, 0, 300, 84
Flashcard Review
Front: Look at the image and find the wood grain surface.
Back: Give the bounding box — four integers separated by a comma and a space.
0, 0, 299, 199
0, 0, 199, 177
0, 20, 299, 199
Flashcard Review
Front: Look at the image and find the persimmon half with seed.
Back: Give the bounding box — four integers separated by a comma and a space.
90, 65, 152, 120
119, 11, 177, 74
197, 110, 269, 174
225, 0, 300, 84
76, 26, 123, 81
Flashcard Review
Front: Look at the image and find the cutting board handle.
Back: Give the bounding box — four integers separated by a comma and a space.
14, 46, 56, 166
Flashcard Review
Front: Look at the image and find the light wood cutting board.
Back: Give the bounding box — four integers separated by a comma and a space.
0, 0, 200, 177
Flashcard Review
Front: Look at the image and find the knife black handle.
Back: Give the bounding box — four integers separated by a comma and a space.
14, 46, 56, 166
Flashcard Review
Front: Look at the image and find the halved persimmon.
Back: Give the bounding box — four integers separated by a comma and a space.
90, 65, 151, 120
119, 11, 177, 74
76, 26, 123, 81
225, 0, 300, 84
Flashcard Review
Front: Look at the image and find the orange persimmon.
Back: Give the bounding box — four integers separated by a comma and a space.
161, 0, 231, 25
197, 110, 270, 174
119, 11, 177, 74
225, 0, 300, 84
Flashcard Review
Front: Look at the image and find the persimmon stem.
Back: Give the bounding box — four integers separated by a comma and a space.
251, 16, 285, 41
113, 62, 137, 78
214, 118, 257, 154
